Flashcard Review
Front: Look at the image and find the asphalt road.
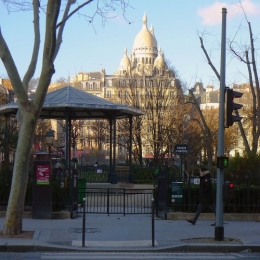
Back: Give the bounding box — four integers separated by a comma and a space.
0, 251, 260, 260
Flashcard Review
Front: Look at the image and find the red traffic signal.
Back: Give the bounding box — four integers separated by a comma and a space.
225, 88, 243, 127
229, 182, 234, 189
224, 181, 235, 200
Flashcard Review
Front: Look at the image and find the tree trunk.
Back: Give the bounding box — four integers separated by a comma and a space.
2, 113, 36, 235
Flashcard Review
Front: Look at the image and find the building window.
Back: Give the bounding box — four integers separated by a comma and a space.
146, 91, 151, 98
206, 93, 210, 103
118, 91, 122, 98
107, 80, 112, 87
107, 90, 111, 98
89, 83, 93, 90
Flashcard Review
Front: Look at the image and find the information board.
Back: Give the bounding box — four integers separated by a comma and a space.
171, 182, 183, 203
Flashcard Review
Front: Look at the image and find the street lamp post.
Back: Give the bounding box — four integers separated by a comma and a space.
45, 129, 54, 157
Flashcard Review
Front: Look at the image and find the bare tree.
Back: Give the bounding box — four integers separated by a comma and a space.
0, 0, 130, 235
34, 119, 52, 152
229, 20, 259, 154
88, 119, 110, 151
49, 77, 70, 92
188, 90, 214, 170
115, 69, 188, 166
199, 12, 259, 155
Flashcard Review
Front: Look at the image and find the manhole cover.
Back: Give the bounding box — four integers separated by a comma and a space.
69, 228, 100, 233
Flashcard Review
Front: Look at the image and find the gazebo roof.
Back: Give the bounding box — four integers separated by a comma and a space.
0, 86, 144, 119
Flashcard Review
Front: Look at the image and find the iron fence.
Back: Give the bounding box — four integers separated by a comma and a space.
1, 165, 260, 215
77, 188, 154, 215
168, 176, 260, 214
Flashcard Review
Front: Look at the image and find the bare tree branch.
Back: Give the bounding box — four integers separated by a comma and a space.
199, 36, 220, 81
22, 0, 41, 92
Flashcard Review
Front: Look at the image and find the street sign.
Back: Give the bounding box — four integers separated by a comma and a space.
174, 144, 189, 155
217, 156, 229, 169
193, 178, 200, 185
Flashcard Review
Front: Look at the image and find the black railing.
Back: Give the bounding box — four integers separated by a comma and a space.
168, 176, 260, 214
1, 165, 260, 215
77, 188, 154, 215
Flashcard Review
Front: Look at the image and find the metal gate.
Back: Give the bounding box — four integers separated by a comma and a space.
77, 188, 154, 214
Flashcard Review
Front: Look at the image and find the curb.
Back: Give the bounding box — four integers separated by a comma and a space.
1, 243, 260, 253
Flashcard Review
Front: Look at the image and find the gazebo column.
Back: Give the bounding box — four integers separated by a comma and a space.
65, 109, 78, 219
108, 117, 117, 184
109, 118, 112, 182
65, 110, 71, 169
128, 115, 133, 183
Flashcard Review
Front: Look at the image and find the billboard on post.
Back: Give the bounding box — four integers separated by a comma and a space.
36, 164, 51, 185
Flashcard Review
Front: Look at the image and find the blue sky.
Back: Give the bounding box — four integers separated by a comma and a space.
0, 0, 260, 89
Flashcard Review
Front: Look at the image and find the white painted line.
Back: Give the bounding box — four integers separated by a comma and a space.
72, 239, 158, 247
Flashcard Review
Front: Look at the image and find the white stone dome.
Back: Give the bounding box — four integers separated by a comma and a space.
118, 48, 131, 74
119, 48, 131, 68
154, 47, 166, 72
154, 53, 164, 67
133, 13, 157, 54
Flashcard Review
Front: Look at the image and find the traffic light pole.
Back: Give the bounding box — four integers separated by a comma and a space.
215, 7, 227, 241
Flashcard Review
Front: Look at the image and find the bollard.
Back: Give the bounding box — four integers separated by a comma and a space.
82, 198, 86, 247
151, 197, 155, 247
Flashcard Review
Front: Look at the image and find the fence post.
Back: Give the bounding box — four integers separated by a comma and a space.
82, 197, 86, 247
151, 197, 155, 247
123, 188, 125, 216
107, 189, 109, 216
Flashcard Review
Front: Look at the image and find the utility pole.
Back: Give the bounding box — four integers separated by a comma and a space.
215, 7, 227, 241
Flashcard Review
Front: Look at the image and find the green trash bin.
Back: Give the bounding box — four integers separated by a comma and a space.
78, 178, 87, 204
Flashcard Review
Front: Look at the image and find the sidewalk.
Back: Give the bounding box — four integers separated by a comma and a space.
0, 214, 260, 252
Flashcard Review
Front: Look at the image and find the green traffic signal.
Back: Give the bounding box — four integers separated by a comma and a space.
217, 156, 229, 169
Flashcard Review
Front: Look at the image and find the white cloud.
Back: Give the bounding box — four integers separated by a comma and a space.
198, 0, 260, 26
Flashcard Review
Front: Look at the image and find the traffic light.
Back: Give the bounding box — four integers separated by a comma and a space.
217, 156, 229, 169
224, 181, 235, 200
225, 88, 243, 128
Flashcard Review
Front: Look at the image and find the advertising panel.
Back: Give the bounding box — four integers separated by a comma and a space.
36, 164, 50, 185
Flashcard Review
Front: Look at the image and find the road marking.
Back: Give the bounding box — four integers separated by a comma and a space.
72, 239, 158, 247
41, 252, 239, 259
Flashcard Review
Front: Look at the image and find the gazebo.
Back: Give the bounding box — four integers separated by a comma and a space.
0, 86, 145, 183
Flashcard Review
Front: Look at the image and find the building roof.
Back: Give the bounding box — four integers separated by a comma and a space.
88, 72, 102, 80
133, 13, 157, 56
0, 86, 145, 119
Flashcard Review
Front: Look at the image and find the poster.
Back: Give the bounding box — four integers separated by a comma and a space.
36, 164, 50, 185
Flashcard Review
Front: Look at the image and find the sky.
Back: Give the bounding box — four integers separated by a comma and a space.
0, 0, 260, 89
